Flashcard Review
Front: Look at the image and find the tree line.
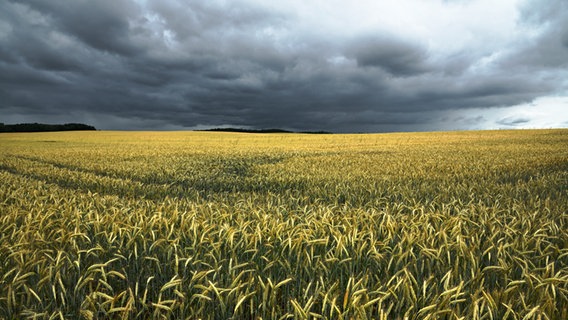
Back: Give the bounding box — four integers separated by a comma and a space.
0, 123, 96, 133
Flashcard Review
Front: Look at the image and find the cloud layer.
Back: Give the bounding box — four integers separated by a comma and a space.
1, 0, 567, 131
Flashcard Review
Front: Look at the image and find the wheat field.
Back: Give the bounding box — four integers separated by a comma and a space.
0, 129, 567, 319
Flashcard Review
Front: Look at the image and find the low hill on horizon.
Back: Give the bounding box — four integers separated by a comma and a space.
200, 127, 332, 134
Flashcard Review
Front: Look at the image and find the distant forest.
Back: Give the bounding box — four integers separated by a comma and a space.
0, 123, 97, 133
201, 128, 332, 134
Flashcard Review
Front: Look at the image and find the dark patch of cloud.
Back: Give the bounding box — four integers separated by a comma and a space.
20, 0, 141, 56
496, 116, 531, 126
451, 115, 486, 126
346, 35, 430, 76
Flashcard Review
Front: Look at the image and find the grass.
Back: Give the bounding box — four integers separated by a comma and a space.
0, 129, 567, 319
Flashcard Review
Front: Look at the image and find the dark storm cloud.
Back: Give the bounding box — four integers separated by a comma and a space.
346, 35, 430, 76
0, 0, 567, 132
22, 0, 141, 56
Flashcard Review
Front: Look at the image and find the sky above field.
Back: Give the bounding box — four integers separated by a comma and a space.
1, 0, 567, 132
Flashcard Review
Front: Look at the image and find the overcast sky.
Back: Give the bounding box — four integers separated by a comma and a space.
1, 0, 567, 132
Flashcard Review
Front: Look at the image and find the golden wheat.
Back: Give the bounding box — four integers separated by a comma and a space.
0, 129, 567, 319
